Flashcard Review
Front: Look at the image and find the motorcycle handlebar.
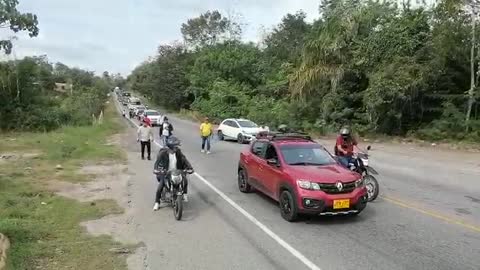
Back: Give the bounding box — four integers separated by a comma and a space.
153, 169, 194, 175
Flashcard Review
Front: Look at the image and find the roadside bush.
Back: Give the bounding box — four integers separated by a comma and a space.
416, 102, 480, 142
191, 80, 251, 120
0, 58, 112, 132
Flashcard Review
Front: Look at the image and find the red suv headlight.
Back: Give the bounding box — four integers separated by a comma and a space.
297, 180, 321, 191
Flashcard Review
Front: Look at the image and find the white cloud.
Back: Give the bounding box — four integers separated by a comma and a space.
11, 0, 322, 75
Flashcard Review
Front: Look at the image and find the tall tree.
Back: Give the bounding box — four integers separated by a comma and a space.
264, 11, 311, 64
181, 10, 239, 48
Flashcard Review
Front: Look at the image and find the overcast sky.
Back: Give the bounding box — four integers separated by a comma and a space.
6, 0, 320, 75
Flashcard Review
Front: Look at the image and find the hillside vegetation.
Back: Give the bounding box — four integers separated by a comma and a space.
128, 1, 480, 142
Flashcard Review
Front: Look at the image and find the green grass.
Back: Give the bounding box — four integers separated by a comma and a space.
0, 100, 132, 270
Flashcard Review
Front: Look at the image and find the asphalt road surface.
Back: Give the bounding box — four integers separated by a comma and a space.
116, 99, 480, 270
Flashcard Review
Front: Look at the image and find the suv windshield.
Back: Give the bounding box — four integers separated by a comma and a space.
146, 111, 160, 116
280, 144, 336, 166
238, 120, 257, 128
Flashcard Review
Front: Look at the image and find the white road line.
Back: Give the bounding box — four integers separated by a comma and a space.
115, 99, 322, 270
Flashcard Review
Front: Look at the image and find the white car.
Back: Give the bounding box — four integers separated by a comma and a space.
127, 104, 144, 112
143, 110, 162, 126
131, 105, 146, 114
217, 118, 261, 144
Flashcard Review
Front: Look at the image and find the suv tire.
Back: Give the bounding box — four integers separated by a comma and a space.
237, 134, 244, 144
218, 130, 224, 141
238, 169, 252, 193
279, 190, 299, 222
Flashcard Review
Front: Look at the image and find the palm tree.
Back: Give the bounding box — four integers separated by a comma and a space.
289, 0, 361, 98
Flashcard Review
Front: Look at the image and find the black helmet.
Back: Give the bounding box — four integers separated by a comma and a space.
340, 127, 351, 136
278, 124, 288, 133
163, 116, 168, 121
166, 136, 181, 149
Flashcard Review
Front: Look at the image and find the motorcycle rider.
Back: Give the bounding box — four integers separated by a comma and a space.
278, 124, 289, 133
153, 136, 193, 211
335, 126, 358, 168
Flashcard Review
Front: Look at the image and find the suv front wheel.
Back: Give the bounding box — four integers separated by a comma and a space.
279, 190, 299, 222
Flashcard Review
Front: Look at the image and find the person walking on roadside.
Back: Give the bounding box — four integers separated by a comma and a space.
137, 120, 154, 160
143, 114, 151, 127
160, 116, 174, 147
200, 117, 213, 154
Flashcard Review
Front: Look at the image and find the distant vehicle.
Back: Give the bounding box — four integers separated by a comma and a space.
136, 109, 145, 120
142, 110, 162, 126
128, 97, 141, 105
133, 106, 146, 116
217, 118, 261, 144
237, 132, 368, 222
130, 104, 145, 113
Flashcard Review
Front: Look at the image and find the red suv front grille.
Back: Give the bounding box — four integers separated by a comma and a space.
318, 181, 356, 194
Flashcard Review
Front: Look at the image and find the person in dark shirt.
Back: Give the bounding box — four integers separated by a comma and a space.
152, 136, 193, 211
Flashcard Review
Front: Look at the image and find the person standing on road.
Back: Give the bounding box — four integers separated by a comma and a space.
143, 115, 151, 127
200, 117, 213, 154
137, 120, 154, 160
160, 117, 174, 147
260, 124, 270, 132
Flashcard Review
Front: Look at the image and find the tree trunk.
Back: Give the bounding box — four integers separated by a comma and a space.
466, 14, 476, 132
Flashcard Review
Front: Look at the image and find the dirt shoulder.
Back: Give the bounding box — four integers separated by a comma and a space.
0, 101, 143, 270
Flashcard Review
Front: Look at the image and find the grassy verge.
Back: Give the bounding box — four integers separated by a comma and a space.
0, 100, 132, 270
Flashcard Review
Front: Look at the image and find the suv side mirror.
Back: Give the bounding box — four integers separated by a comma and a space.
366, 145, 371, 151
267, 158, 279, 167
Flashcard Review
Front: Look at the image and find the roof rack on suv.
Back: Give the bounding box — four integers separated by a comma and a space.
257, 131, 313, 141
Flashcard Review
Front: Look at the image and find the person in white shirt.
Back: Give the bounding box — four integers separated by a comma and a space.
159, 117, 173, 147
260, 125, 270, 132
137, 120, 154, 160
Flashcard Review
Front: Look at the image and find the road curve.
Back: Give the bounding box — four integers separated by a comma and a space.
116, 99, 480, 270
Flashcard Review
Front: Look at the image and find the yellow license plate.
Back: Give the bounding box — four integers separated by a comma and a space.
333, 199, 350, 209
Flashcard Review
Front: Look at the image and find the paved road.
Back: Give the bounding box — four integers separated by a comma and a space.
116, 100, 480, 270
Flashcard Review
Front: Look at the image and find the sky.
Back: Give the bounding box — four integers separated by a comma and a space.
6, 0, 320, 76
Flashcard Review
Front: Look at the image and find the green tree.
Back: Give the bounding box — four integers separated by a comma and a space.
264, 11, 311, 64
0, 0, 39, 54
181, 10, 240, 48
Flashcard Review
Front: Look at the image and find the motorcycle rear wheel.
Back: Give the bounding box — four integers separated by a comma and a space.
173, 195, 183, 220
364, 175, 379, 202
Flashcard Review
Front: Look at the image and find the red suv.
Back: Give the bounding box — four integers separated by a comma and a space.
238, 133, 368, 221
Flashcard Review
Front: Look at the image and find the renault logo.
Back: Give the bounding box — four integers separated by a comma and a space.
336, 182, 343, 191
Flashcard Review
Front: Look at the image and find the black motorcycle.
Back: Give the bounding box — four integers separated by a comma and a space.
349, 146, 380, 202
154, 169, 193, 220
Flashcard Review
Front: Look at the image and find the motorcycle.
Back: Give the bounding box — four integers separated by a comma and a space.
349, 146, 380, 202
154, 169, 193, 220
